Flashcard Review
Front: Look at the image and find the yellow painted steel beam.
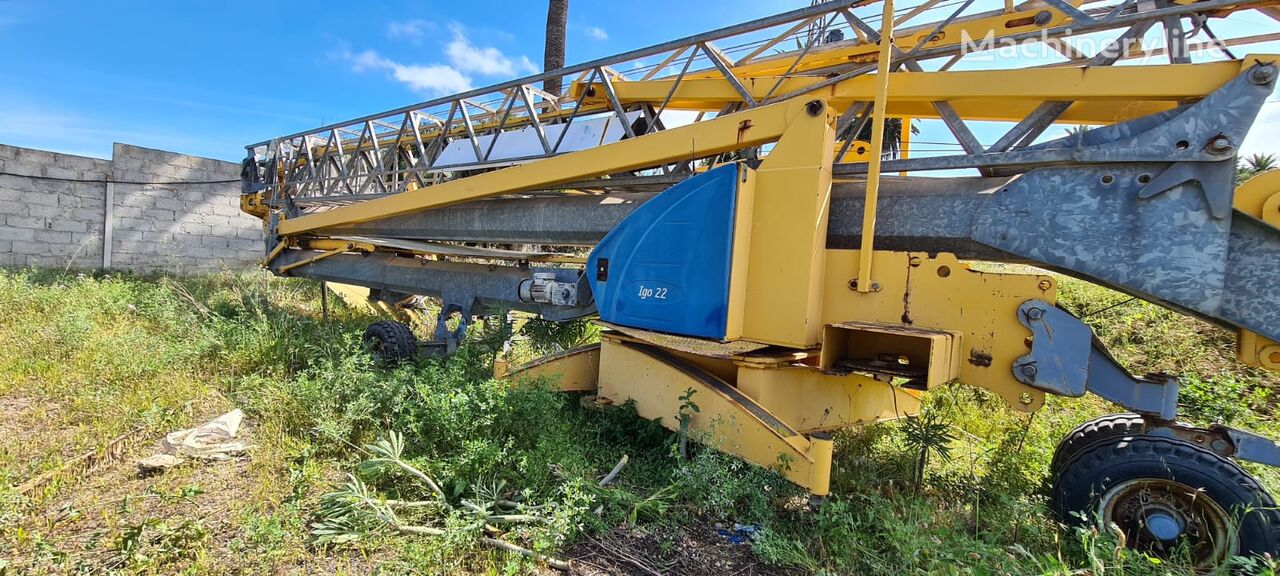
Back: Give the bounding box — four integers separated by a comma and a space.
739, 99, 836, 348
677, 0, 1257, 83
899, 115, 911, 163
856, 0, 896, 293
278, 97, 821, 235
597, 326, 924, 433
303, 235, 587, 264
276, 245, 356, 274
292, 0, 1272, 161
685, 0, 1080, 80
260, 239, 290, 268
324, 282, 426, 327
301, 0, 1077, 157
1235, 169, 1280, 227
1239, 330, 1280, 370
578, 58, 1274, 120
504, 344, 601, 391
306, 238, 377, 253
881, 100, 1173, 124
822, 250, 1054, 411
283, 1, 1136, 159
598, 337, 836, 495
723, 166, 756, 341
240, 192, 269, 218
736, 366, 922, 434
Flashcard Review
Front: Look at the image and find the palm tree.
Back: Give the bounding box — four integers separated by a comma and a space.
1238, 153, 1277, 184
1245, 153, 1277, 173
1063, 124, 1089, 137
544, 0, 568, 97
851, 118, 918, 159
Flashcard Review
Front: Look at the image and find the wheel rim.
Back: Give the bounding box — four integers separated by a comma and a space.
1097, 478, 1238, 567
365, 334, 392, 361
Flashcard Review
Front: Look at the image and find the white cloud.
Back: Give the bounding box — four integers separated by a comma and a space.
342, 23, 538, 97
1241, 99, 1280, 158
585, 26, 609, 41
347, 49, 390, 72
518, 55, 541, 75
445, 24, 540, 77
387, 19, 435, 44
344, 49, 473, 96
389, 63, 473, 95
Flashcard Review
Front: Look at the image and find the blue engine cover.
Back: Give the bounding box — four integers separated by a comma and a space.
587, 164, 740, 340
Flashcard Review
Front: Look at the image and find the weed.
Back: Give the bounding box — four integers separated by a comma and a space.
1180, 372, 1270, 425
675, 387, 699, 459
108, 517, 208, 572
900, 408, 956, 490
1, 268, 1277, 574
0, 472, 24, 535
519, 317, 598, 356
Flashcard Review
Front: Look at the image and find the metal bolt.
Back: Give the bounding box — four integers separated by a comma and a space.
1208, 136, 1233, 153
1251, 65, 1276, 85
806, 100, 825, 117
909, 256, 922, 267
1038, 279, 1052, 291
1033, 10, 1052, 25
1019, 364, 1038, 379
848, 279, 882, 292
1026, 307, 1045, 321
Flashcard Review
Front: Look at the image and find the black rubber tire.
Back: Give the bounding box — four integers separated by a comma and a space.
1052, 436, 1280, 565
362, 320, 417, 364
1049, 413, 1146, 475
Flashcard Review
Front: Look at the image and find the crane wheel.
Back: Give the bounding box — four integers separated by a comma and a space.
1052, 436, 1280, 568
362, 320, 417, 364
1049, 413, 1146, 476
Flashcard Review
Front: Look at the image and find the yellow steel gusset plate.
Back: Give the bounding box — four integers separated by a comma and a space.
822, 250, 1054, 411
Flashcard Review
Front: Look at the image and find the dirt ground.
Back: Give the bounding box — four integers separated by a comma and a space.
3, 397, 794, 575
1, 399, 384, 575
564, 527, 802, 576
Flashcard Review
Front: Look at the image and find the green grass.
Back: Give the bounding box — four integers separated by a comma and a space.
0, 267, 1276, 575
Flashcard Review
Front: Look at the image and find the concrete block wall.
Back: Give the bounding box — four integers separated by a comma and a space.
108, 144, 261, 273
0, 143, 263, 273
0, 146, 110, 269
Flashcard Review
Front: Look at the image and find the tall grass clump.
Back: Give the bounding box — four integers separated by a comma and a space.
1, 267, 1277, 574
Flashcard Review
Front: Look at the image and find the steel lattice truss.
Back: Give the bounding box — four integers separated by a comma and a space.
245, 0, 1280, 209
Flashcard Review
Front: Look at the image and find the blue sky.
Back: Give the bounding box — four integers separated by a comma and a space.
1, 0, 1278, 163
0, 0, 794, 161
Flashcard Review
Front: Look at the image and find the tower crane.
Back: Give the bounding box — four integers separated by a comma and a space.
241, 0, 1280, 564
